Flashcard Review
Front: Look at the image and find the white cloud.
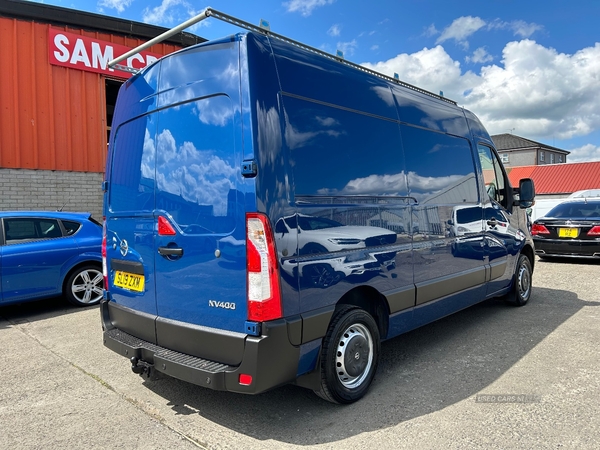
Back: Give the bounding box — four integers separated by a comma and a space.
465, 40, 600, 140
424, 24, 438, 38
436, 16, 486, 49
488, 19, 543, 38
99, 0, 132, 13
143, 0, 182, 24
337, 39, 358, 57
362, 45, 478, 102
567, 144, 600, 162
433, 17, 542, 51
510, 20, 544, 38
371, 45, 379, 51
283, 0, 336, 17
466, 47, 493, 64
362, 39, 600, 152
328, 24, 341, 37
142, 0, 207, 26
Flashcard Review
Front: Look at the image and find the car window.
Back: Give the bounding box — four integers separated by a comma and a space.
456, 207, 482, 224
62, 220, 82, 236
546, 202, 600, 218
4, 218, 63, 243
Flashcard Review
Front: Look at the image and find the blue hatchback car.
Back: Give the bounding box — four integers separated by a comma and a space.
0, 211, 103, 307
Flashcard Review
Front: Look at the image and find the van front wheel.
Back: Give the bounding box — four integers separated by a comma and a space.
505, 254, 532, 306
315, 306, 380, 404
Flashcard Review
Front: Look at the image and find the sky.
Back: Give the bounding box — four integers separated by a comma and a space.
32, 0, 600, 162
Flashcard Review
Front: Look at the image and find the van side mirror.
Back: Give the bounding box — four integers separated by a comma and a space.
517, 178, 535, 208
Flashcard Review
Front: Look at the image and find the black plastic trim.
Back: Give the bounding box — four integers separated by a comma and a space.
156, 317, 246, 366
416, 266, 486, 305
105, 301, 157, 344
301, 306, 335, 343
385, 285, 415, 313
102, 304, 301, 394
110, 259, 144, 275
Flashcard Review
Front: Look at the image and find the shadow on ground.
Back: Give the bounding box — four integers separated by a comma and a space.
140, 286, 597, 446
0, 296, 94, 329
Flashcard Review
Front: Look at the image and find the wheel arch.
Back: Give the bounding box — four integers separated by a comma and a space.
336, 285, 390, 341
521, 243, 535, 272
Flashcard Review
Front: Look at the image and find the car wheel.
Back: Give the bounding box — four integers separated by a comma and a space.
65, 265, 104, 306
304, 264, 342, 288
505, 254, 532, 306
315, 306, 380, 404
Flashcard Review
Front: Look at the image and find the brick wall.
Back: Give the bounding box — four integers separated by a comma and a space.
0, 168, 104, 219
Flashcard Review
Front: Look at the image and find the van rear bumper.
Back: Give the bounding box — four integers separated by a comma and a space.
101, 300, 301, 394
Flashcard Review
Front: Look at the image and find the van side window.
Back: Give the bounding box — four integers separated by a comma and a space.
399, 125, 478, 203
477, 144, 508, 209
285, 96, 407, 197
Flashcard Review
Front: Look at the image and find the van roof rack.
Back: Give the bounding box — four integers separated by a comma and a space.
108, 7, 457, 105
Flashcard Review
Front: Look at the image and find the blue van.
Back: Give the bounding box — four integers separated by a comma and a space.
101, 31, 536, 404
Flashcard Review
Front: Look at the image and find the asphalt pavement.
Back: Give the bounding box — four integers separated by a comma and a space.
1, 256, 599, 449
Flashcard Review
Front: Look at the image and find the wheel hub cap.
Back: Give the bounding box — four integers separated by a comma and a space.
335, 323, 373, 388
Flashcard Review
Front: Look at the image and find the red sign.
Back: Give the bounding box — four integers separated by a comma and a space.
48, 28, 163, 79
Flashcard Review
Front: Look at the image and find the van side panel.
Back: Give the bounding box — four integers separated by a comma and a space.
245, 34, 300, 317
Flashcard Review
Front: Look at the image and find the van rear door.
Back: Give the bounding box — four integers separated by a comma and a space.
153, 95, 247, 333
106, 113, 159, 320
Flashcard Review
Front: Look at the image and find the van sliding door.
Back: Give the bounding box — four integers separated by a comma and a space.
400, 125, 487, 316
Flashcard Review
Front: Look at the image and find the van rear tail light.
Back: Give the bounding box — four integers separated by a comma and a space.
158, 216, 177, 236
246, 213, 282, 322
102, 218, 108, 289
531, 223, 550, 235
588, 226, 600, 236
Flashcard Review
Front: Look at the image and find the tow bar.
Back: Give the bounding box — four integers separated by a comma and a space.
130, 357, 159, 380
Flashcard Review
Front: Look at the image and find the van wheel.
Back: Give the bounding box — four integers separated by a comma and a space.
505, 254, 532, 306
65, 265, 104, 307
315, 306, 380, 404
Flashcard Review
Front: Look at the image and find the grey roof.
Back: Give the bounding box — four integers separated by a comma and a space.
491, 133, 569, 154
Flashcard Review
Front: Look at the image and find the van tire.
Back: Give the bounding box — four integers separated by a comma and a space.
315, 306, 380, 404
65, 265, 104, 307
505, 254, 532, 306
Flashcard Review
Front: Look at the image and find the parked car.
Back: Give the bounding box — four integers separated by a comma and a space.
532, 200, 600, 259
0, 211, 103, 306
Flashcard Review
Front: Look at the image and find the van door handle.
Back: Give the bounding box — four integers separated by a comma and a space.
158, 246, 184, 256
486, 218, 498, 227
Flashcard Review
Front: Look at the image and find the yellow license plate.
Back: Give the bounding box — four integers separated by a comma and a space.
114, 271, 145, 292
558, 228, 579, 238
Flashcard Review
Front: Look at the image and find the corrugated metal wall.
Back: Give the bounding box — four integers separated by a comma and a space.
0, 17, 183, 173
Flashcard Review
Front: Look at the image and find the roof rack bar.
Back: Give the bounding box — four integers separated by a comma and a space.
107, 8, 211, 68
108, 7, 456, 105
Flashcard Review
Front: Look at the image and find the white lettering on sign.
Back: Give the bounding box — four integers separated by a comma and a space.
91, 42, 114, 71
53, 33, 70, 63
48, 28, 164, 79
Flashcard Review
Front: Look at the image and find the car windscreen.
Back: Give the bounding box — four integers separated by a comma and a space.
297, 216, 343, 230
545, 202, 600, 219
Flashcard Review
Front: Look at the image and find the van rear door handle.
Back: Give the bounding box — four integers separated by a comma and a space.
158, 246, 184, 256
